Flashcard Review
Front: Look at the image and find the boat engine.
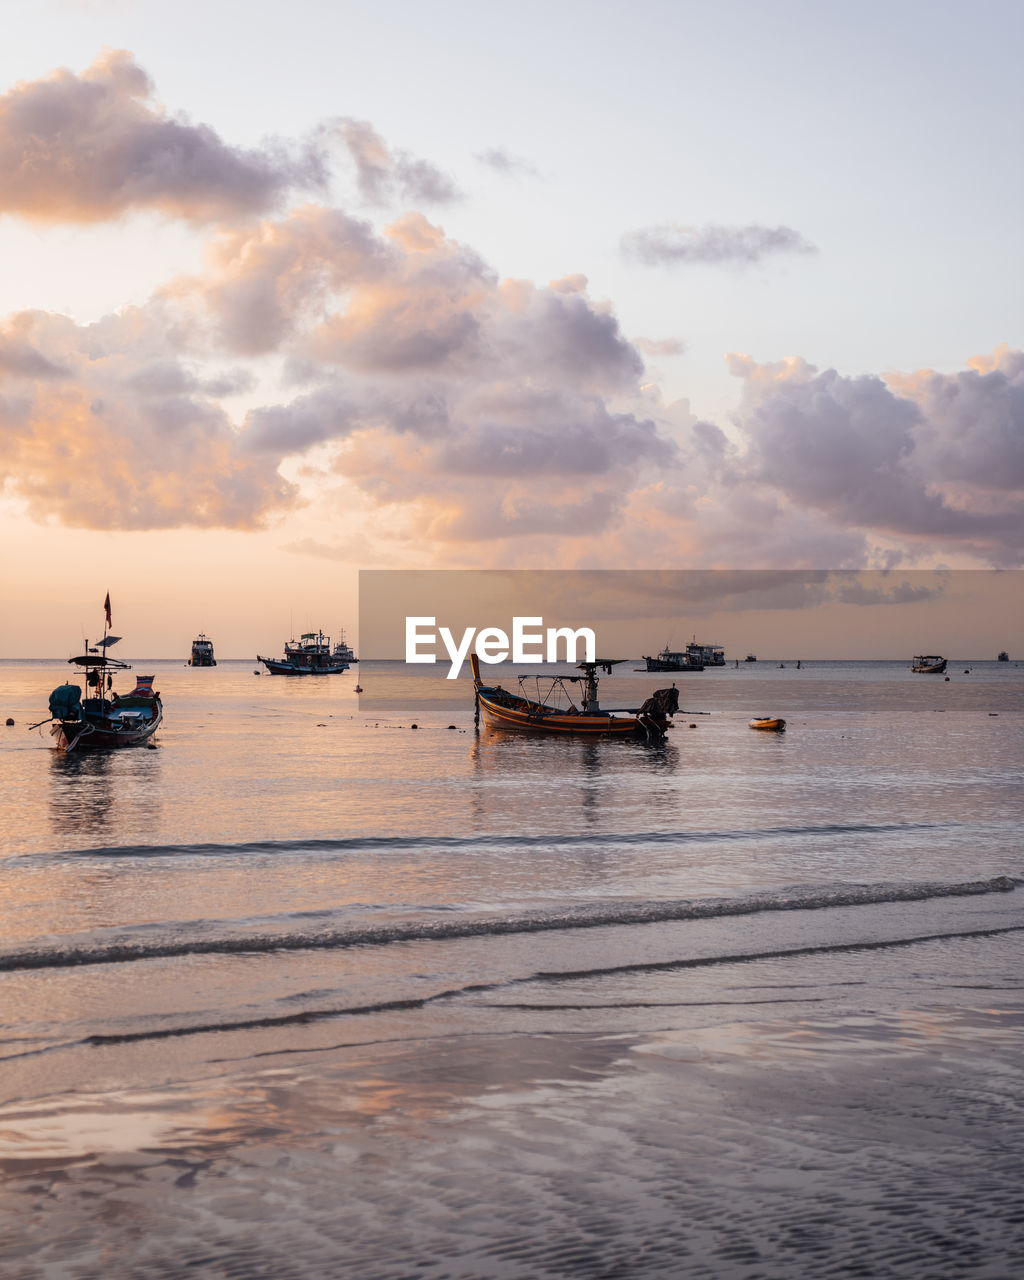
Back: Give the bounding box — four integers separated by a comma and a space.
48, 683, 82, 720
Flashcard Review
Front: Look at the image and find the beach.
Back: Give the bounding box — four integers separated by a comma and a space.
1, 658, 1022, 1277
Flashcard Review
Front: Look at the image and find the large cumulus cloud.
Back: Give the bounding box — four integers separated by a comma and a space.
726, 353, 1024, 564
223, 221, 670, 542
887, 345, 1024, 493
0, 49, 1021, 568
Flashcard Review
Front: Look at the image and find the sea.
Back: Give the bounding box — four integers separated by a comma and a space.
1, 656, 1022, 1279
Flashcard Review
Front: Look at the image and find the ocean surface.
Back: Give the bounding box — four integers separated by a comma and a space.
1, 656, 1022, 1278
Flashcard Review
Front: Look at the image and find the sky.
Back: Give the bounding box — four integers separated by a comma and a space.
0, 0, 1022, 657
359, 570, 1022, 661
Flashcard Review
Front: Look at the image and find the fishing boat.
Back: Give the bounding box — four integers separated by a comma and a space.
911, 655, 947, 674
745, 654, 757, 662
257, 630, 351, 675
471, 654, 682, 742
642, 646, 703, 672
33, 596, 163, 752
189, 633, 216, 666
997, 650, 1009, 662
687, 640, 726, 667
749, 716, 786, 732
333, 632, 358, 664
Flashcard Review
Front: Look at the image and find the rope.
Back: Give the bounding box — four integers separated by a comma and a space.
63, 723, 95, 753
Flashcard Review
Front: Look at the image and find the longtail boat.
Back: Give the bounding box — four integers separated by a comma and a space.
32, 594, 162, 752
470, 653, 683, 742
911, 655, 947, 674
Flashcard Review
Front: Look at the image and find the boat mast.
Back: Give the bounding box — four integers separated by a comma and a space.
99, 592, 110, 709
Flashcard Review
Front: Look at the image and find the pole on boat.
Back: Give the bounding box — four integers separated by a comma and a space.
470, 653, 481, 727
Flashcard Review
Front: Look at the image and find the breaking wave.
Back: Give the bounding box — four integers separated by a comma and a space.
0, 875, 1015, 974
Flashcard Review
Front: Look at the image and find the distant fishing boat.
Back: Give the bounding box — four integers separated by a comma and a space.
745, 654, 757, 662
997, 650, 1009, 662
911, 655, 947, 674
686, 639, 726, 667
257, 631, 351, 675
749, 716, 786, 732
333, 632, 358, 664
32, 594, 162, 752
471, 654, 682, 742
642, 646, 703, 672
189, 633, 216, 666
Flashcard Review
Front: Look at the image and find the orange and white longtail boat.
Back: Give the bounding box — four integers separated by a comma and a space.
470, 653, 685, 742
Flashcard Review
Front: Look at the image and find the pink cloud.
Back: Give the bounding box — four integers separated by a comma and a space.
0, 49, 325, 224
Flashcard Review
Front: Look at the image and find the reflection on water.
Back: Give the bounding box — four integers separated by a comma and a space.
0, 656, 1019, 856
469, 725, 683, 831
48, 746, 163, 843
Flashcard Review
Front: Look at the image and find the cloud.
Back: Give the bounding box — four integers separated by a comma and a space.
0, 318, 67, 377
633, 337, 686, 357
887, 344, 1024, 492
828, 572, 951, 606
332, 118, 461, 206
193, 213, 669, 543
434, 395, 672, 478
621, 223, 816, 267
474, 147, 540, 179
192, 208, 644, 395
0, 51, 1017, 569
727, 351, 1024, 563
0, 50, 325, 224
0, 308, 294, 529
169, 205, 394, 355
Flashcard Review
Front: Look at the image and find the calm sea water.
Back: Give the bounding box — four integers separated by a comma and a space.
1, 657, 1022, 1277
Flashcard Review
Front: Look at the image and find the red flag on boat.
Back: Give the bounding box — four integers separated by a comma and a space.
104, 593, 112, 627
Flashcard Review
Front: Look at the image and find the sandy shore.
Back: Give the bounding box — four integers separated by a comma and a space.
3, 995, 1023, 1279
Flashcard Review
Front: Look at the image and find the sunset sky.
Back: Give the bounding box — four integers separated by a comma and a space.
1, 0, 1022, 657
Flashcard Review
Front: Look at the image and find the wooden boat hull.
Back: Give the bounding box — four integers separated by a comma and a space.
52, 697, 163, 751
475, 687, 670, 738
477, 693, 645, 736
749, 717, 786, 732
643, 657, 703, 673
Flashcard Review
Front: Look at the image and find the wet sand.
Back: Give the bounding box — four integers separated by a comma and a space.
3, 1000, 1023, 1279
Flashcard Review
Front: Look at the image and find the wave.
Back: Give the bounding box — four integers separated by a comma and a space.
0, 875, 1015, 974
7, 821, 960, 864
23, 917, 1024, 1051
